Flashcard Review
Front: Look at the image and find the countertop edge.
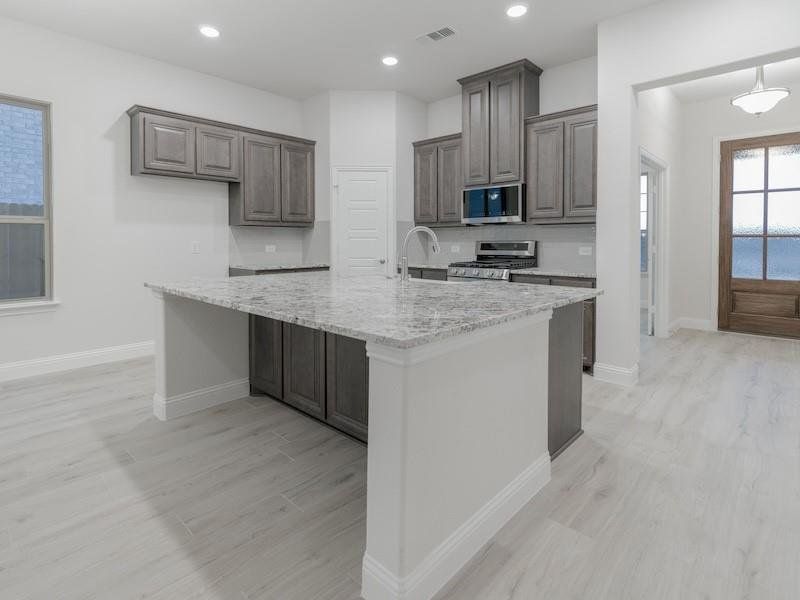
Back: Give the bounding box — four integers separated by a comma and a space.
145, 281, 601, 350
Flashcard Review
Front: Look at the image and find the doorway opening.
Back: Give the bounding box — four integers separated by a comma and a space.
640, 153, 665, 337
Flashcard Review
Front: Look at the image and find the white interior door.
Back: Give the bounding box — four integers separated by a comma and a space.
333, 168, 390, 277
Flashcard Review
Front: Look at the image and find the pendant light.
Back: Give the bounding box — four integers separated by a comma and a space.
731, 66, 790, 115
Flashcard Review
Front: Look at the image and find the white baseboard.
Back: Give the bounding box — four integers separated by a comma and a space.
361, 452, 551, 600
153, 378, 250, 421
593, 362, 639, 387
669, 318, 716, 333
0, 341, 154, 383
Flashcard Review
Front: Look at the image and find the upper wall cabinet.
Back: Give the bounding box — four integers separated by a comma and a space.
128, 105, 316, 227
458, 60, 541, 188
412, 133, 463, 226
525, 105, 597, 224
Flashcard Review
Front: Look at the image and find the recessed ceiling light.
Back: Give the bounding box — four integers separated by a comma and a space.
506, 4, 528, 17
382, 56, 399, 67
199, 25, 220, 38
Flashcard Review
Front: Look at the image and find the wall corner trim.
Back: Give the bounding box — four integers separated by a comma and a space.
0, 340, 154, 383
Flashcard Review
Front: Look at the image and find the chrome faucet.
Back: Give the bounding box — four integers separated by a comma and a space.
400, 226, 441, 280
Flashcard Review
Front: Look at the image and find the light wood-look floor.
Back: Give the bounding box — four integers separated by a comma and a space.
1, 329, 798, 599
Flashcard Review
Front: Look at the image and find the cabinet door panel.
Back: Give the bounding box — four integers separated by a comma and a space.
437, 139, 462, 223
490, 72, 521, 183
143, 115, 195, 174
526, 121, 564, 219
241, 134, 282, 222
326, 334, 369, 442
511, 274, 551, 285
196, 125, 240, 180
462, 80, 490, 186
414, 143, 438, 223
249, 315, 283, 399
421, 269, 448, 281
564, 113, 598, 218
281, 142, 315, 223
282, 323, 325, 419
583, 299, 595, 369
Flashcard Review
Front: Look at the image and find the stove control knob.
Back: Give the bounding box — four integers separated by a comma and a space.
471, 269, 479, 277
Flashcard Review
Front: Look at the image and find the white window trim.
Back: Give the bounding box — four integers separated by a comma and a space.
0, 93, 54, 307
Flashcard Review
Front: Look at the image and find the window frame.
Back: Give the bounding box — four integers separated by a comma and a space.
0, 93, 53, 307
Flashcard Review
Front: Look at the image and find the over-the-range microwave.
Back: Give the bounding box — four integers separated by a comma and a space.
462, 183, 524, 224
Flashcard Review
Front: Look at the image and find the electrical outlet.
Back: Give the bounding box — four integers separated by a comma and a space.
191, 241, 201, 254
264, 245, 277, 253
450, 245, 461, 253
579, 246, 593, 256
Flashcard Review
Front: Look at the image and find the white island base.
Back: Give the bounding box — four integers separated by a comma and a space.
151, 291, 552, 600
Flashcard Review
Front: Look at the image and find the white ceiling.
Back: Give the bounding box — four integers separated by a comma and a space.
0, 0, 661, 102
669, 57, 800, 102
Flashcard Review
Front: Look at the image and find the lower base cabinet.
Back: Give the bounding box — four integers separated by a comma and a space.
548, 303, 584, 458
249, 316, 369, 443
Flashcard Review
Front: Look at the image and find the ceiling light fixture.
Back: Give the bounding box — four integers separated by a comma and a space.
382, 56, 399, 67
199, 25, 220, 38
731, 66, 790, 116
506, 4, 528, 18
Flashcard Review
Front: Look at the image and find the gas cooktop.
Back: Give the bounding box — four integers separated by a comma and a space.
447, 241, 537, 281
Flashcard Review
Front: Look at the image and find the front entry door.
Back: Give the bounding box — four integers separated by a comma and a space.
719, 133, 800, 337
334, 168, 390, 277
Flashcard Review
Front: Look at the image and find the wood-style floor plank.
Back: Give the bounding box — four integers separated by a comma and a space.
0, 329, 798, 599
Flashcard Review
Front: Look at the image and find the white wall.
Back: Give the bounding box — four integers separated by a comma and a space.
596, 0, 800, 384
673, 77, 800, 328
539, 56, 598, 114
426, 95, 462, 138
0, 16, 305, 367
396, 94, 428, 223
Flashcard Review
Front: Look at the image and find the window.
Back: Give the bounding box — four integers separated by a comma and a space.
0, 95, 51, 303
731, 144, 800, 280
640, 173, 648, 273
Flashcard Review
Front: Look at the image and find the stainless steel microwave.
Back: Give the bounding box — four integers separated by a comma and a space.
462, 183, 524, 224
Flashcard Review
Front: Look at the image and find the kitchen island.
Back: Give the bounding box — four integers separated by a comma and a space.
145, 272, 600, 600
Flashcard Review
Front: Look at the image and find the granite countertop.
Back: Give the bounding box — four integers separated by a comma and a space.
229, 263, 329, 272
146, 272, 601, 350
510, 268, 596, 279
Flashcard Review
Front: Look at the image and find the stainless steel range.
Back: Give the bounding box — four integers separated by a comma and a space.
447, 241, 537, 281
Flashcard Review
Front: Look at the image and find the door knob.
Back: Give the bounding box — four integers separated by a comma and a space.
379, 259, 386, 264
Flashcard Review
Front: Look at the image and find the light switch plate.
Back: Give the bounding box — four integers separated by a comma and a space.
264, 245, 277, 253
191, 241, 201, 254
450, 245, 461, 253
579, 246, 593, 256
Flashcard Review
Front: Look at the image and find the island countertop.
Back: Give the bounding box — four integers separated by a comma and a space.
146, 272, 601, 349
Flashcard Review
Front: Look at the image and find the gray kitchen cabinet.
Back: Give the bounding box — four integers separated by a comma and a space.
460, 79, 490, 186
231, 134, 282, 223
548, 302, 584, 458
526, 121, 564, 219
141, 114, 196, 175
489, 68, 522, 183
326, 333, 369, 443
414, 141, 438, 223
128, 105, 316, 225
282, 322, 326, 420
421, 268, 448, 281
458, 60, 541, 188
413, 134, 462, 226
510, 273, 597, 373
249, 315, 283, 399
281, 142, 315, 224
196, 124, 240, 180
564, 112, 598, 218
437, 137, 463, 223
525, 105, 597, 224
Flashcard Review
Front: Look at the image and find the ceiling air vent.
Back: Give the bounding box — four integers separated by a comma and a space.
419, 27, 456, 43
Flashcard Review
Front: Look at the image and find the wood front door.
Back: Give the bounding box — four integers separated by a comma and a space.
719, 133, 800, 337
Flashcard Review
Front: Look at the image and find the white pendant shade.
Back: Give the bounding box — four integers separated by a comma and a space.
731, 66, 790, 115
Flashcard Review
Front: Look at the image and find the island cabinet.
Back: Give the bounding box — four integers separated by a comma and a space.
413, 134, 462, 226
548, 303, 584, 458
511, 274, 597, 372
525, 105, 598, 223
458, 59, 542, 187
249, 316, 369, 442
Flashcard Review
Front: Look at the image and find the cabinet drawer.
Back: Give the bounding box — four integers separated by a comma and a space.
551, 277, 595, 288
511, 274, 551, 285
421, 269, 448, 281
